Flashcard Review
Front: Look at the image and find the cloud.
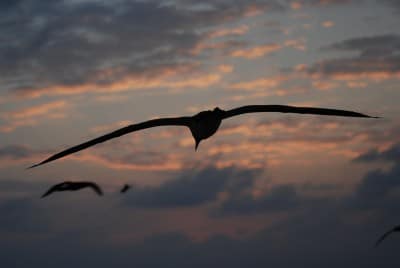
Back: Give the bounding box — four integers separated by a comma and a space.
230, 43, 282, 59
311, 80, 339, 90
381, 0, 400, 11
284, 38, 307, 51
290, 1, 303, 9
13, 64, 227, 98
346, 143, 400, 213
0, 0, 284, 99
189, 40, 246, 56
1, 151, 400, 267
34, 111, 386, 172
3, 159, 397, 267
228, 76, 286, 91
306, 34, 400, 81
46, 150, 185, 171
321, 20, 335, 27
215, 183, 309, 216
1, 101, 68, 132
0, 144, 50, 168
122, 166, 260, 209
326, 34, 400, 56
208, 25, 249, 38
300, 0, 357, 5
0, 145, 38, 160
0, 0, 368, 98
354, 143, 400, 162
4, 101, 67, 119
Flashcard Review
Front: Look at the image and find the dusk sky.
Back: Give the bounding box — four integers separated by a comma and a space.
1, 0, 400, 267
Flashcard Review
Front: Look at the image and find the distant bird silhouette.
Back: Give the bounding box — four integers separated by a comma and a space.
375, 224, 400, 247
41, 181, 103, 198
120, 184, 131, 193
29, 105, 378, 168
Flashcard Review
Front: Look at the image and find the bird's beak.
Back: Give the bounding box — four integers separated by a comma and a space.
195, 139, 200, 151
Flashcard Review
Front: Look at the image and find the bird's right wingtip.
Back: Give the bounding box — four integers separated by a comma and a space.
27, 162, 43, 169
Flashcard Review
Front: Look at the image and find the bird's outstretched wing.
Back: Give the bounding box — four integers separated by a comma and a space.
29, 117, 191, 168
375, 229, 395, 247
222, 105, 378, 120
86, 182, 103, 196
40, 182, 65, 198
120, 184, 131, 193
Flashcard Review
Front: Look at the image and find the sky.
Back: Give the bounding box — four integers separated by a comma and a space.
1, 0, 400, 267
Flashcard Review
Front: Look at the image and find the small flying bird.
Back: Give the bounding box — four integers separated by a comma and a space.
375, 224, 400, 247
41, 181, 103, 198
29, 105, 378, 168
120, 184, 131, 193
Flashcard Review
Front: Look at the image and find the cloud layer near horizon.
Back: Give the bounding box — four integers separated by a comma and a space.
2, 145, 400, 267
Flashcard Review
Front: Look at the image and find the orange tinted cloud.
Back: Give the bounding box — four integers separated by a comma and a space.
290, 2, 302, 10
230, 43, 282, 59
243, 4, 265, 17
24, 115, 386, 173
346, 81, 368, 88
1, 101, 68, 132
312, 80, 339, 90
16, 65, 226, 98
208, 25, 249, 38
322, 21, 335, 28
228, 75, 287, 91
90, 120, 134, 134
68, 153, 184, 171
323, 71, 400, 82
284, 39, 307, 51
228, 87, 306, 102
217, 64, 234, 73
5, 101, 67, 119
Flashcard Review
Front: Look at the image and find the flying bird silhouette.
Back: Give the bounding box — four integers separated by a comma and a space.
375, 224, 400, 247
29, 105, 378, 168
120, 184, 131, 193
41, 181, 103, 198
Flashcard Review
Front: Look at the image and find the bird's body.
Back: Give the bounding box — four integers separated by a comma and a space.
29, 105, 378, 168
41, 181, 103, 198
190, 108, 224, 149
120, 184, 131, 193
375, 225, 400, 247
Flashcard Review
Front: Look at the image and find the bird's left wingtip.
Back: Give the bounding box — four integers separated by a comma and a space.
26, 163, 40, 170
26, 159, 49, 169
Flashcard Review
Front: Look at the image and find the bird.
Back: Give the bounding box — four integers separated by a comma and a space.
375, 224, 400, 247
120, 184, 131, 193
28, 104, 378, 168
41, 181, 103, 198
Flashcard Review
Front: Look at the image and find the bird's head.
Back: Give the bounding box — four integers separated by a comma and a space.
213, 107, 224, 116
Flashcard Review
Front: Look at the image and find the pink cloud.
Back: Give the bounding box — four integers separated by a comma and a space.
208, 25, 249, 38
230, 43, 282, 59
1, 101, 69, 132
14, 64, 227, 99
321, 20, 335, 28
